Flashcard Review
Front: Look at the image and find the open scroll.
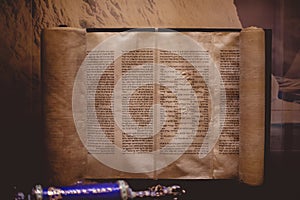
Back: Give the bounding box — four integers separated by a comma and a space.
42, 27, 268, 186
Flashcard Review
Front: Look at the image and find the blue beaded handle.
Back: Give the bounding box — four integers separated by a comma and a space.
33, 181, 126, 200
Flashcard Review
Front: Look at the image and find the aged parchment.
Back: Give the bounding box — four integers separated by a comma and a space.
42, 27, 265, 185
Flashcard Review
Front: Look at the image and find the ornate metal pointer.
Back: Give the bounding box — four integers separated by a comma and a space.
15, 180, 185, 200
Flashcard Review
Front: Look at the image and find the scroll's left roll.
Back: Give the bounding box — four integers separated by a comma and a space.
41, 28, 87, 185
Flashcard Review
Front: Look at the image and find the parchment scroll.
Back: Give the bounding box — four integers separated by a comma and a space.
41, 27, 266, 186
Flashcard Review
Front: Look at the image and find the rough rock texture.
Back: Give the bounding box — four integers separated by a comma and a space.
0, 0, 241, 189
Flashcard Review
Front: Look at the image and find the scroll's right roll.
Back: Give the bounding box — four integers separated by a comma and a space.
239, 27, 265, 186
